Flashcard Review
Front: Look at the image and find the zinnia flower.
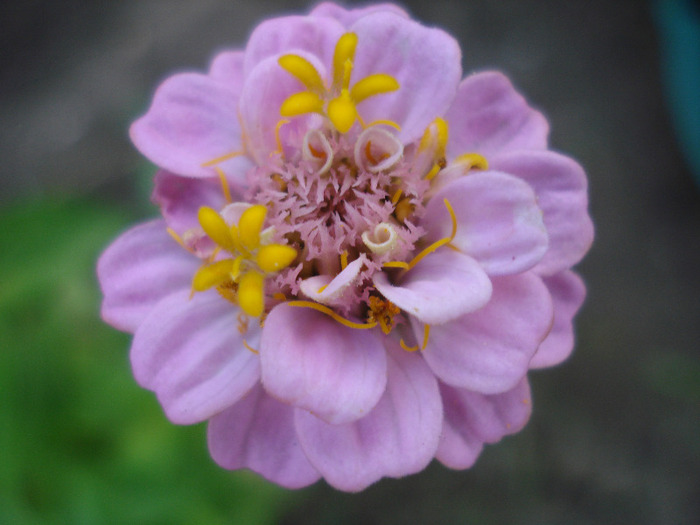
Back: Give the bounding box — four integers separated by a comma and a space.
98, 2, 593, 491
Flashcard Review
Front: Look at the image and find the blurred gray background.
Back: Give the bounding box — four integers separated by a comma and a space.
1, 0, 698, 523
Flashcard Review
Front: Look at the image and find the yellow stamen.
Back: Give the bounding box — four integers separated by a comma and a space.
455, 152, 489, 171
424, 163, 441, 181
391, 188, 403, 205
198, 206, 238, 253
383, 261, 410, 270
404, 198, 457, 270
327, 90, 357, 133
201, 150, 244, 167
280, 92, 324, 117
256, 244, 297, 273
366, 119, 401, 131
215, 167, 233, 203
317, 284, 329, 293
340, 251, 349, 270
419, 117, 449, 157
274, 119, 290, 156
243, 339, 259, 354
333, 33, 358, 89
399, 339, 419, 352
237, 312, 249, 334
367, 296, 401, 335
238, 205, 267, 250
278, 54, 325, 93
393, 198, 414, 222
288, 300, 377, 330
350, 74, 400, 103
166, 227, 189, 251
238, 271, 265, 317
422, 324, 430, 350
192, 259, 235, 292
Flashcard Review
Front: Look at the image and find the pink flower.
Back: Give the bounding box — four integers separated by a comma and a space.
98, 2, 593, 491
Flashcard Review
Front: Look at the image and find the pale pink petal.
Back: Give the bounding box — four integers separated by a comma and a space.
423, 171, 548, 275
239, 53, 327, 164
491, 150, 594, 275
310, 2, 409, 26
299, 256, 365, 306
243, 15, 345, 75
151, 171, 225, 234
97, 220, 197, 333
295, 341, 442, 491
130, 73, 244, 177
208, 50, 245, 95
260, 303, 386, 425
208, 384, 321, 489
350, 12, 462, 142
373, 250, 492, 325
530, 271, 587, 368
437, 378, 532, 469
446, 72, 549, 159
421, 273, 553, 393
131, 290, 261, 425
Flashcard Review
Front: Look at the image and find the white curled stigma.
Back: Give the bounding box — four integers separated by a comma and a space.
302, 128, 334, 176
362, 222, 399, 255
354, 126, 404, 173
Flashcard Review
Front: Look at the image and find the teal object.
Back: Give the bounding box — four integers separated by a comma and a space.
652, 0, 700, 186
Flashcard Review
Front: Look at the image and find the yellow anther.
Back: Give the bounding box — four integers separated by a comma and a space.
340, 251, 349, 270
350, 74, 400, 104
288, 300, 378, 330
256, 244, 297, 273
192, 259, 235, 292
327, 90, 358, 134
238, 271, 265, 317
333, 33, 358, 89
280, 92, 325, 117
198, 206, 238, 253
278, 54, 325, 93
455, 152, 489, 171
391, 188, 403, 205
238, 205, 267, 250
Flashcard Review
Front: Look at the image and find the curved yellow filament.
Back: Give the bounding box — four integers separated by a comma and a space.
399, 339, 419, 352
242, 339, 259, 354
201, 150, 244, 167
455, 152, 489, 171
404, 198, 456, 270
166, 227, 190, 252
288, 300, 377, 330
421, 324, 430, 350
215, 167, 233, 203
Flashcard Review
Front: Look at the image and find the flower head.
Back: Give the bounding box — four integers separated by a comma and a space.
98, 2, 593, 491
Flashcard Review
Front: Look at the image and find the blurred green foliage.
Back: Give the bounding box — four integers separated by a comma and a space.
0, 199, 293, 524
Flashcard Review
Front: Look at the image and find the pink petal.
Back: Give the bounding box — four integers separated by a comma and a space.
295, 341, 442, 491
151, 171, 226, 235
242, 15, 345, 76
421, 273, 553, 393
373, 250, 492, 325
239, 53, 327, 165
530, 271, 587, 368
207, 384, 321, 489
491, 150, 594, 275
97, 220, 197, 333
131, 290, 261, 425
437, 378, 532, 469
446, 72, 549, 159
423, 171, 548, 276
130, 73, 243, 177
310, 2, 409, 26
350, 12, 462, 142
260, 303, 387, 425
299, 256, 365, 307
208, 50, 245, 95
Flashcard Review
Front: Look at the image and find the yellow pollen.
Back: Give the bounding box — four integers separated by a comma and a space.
455, 152, 489, 171
367, 296, 401, 335
288, 300, 377, 330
